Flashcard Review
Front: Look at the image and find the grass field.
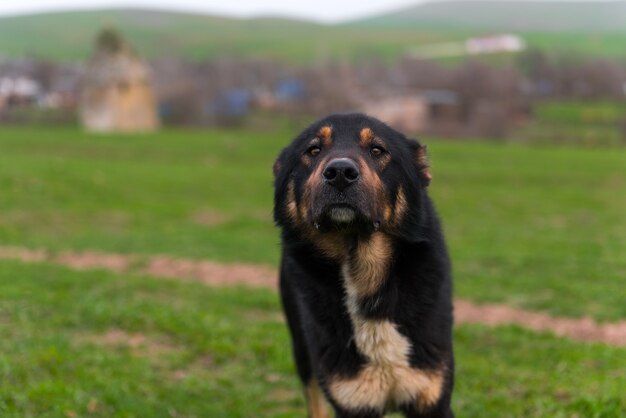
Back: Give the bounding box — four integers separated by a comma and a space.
535, 101, 626, 126
0, 125, 625, 416
1, 261, 625, 417
511, 101, 626, 147
1, 125, 625, 319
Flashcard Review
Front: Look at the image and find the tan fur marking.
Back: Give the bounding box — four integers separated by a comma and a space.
301, 156, 350, 260
304, 156, 327, 192
329, 365, 444, 412
337, 252, 445, 412
318, 126, 332, 145
383, 205, 393, 223
394, 186, 408, 226
378, 153, 391, 171
345, 233, 393, 298
360, 127, 374, 146
286, 180, 298, 222
306, 379, 331, 418
351, 318, 410, 365
343, 263, 407, 366
357, 158, 387, 226
417, 145, 433, 184
301, 155, 329, 222
329, 365, 392, 411
396, 367, 445, 410
312, 233, 350, 261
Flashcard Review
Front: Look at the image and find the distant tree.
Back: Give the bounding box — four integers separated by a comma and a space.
30, 59, 57, 91
517, 48, 555, 80
95, 28, 127, 54
396, 57, 451, 91
579, 59, 626, 99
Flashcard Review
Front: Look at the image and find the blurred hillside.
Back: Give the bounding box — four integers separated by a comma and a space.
354, 0, 626, 31
0, 9, 445, 62
2, 1, 626, 62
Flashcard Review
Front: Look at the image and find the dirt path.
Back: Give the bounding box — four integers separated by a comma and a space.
2, 245, 625, 347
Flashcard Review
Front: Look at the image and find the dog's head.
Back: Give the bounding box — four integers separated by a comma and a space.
274, 113, 432, 254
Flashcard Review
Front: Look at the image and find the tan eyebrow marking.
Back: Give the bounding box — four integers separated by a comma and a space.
318, 126, 332, 146
360, 127, 374, 146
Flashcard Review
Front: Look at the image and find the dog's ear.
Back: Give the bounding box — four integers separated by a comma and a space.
273, 148, 288, 178
408, 139, 432, 187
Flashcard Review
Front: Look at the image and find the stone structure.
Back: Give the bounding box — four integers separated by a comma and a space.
79, 29, 159, 132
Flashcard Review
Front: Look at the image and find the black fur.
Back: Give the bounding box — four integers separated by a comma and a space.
274, 113, 454, 418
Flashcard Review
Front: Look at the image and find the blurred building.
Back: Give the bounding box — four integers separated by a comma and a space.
0, 76, 41, 109
79, 29, 159, 133
362, 90, 459, 134
465, 34, 526, 55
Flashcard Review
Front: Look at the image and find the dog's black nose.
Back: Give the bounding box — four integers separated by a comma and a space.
322, 158, 360, 190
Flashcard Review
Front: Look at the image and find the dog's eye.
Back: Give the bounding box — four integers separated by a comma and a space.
307, 146, 321, 157
370, 146, 385, 157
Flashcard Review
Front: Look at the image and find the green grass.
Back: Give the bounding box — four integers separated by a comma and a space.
0, 261, 624, 417
1, 125, 625, 321
535, 101, 626, 126
521, 32, 626, 59
0, 126, 281, 264
510, 121, 625, 147
509, 101, 626, 147
433, 142, 626, 320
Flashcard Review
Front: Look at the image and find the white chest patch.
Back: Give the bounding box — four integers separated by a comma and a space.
329, 265, 443, 412
342, 263, 411, 366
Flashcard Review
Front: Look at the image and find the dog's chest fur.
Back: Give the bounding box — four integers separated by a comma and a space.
327, 260, 443, 412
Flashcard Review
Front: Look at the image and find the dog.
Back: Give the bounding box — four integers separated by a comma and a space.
273, 113, 454, 418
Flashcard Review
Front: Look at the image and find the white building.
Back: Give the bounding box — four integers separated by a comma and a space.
465, 34, 526, 55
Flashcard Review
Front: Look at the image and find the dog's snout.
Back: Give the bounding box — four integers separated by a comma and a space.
322, 158, 360, 190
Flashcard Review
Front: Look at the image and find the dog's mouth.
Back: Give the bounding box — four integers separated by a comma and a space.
313, 203, 379, 234
326, 204, 357, 223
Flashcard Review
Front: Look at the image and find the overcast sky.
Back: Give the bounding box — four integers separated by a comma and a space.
0, 0, 614, 22
0, 0, 425, 22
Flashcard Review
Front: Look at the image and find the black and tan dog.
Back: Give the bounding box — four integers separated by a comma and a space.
273, 113, 454, 418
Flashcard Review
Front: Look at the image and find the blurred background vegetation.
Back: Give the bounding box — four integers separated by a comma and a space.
2, 1, 626, 144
